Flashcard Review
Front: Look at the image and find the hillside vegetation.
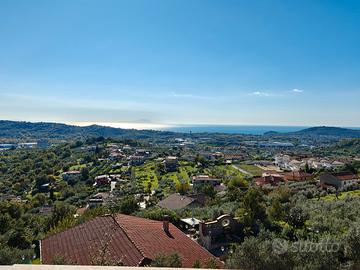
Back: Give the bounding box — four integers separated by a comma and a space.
266, 126, 360, 138
0, 120, 173, 141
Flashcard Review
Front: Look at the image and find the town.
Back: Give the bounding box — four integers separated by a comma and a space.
1, 1, 360, 269
1, 122, 360, 269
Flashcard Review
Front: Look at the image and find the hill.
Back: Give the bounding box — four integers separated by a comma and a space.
0, 120, 175, 141
265, 126, 360, 138
327, 138, 360, 155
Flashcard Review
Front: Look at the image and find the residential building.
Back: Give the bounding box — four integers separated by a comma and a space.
179, 217, 201, 234
332, 160, 345, 168
40, 214, 221, 267
135, 149, 150, 157
320, 172, 359, 189
288, 159, 304, 171
62, 171, 82, 182
164, 156, 178, 172
199, 214, 241, 257
94, 175, 111, 186
87, 192, 110, 208
284, 171, 314, 182
128, 155, 145, 166
157, 193, 199, 210
255, 173, 284, 186
18, 142, 38, 148
274, 154, 291, 169
109, 151, 126, 161
192, 175, 221, 188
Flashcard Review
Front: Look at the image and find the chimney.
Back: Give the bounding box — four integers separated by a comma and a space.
163, 215, 170, 233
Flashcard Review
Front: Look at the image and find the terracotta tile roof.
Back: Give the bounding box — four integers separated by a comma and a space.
284, 171, 314, 181
41, 214, 220, 268
115, 214, 220, 267
41, 215, 144, 266
255, 175, 283, 186
332, 171, 358, 181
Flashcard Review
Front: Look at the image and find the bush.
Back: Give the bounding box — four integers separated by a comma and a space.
151, 253, 182, 267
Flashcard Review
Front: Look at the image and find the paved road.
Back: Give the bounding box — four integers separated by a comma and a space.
232, 165, 253, 176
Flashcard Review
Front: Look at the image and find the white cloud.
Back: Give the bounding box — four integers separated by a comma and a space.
292, 89, 304, 93
249, 91, 272, 97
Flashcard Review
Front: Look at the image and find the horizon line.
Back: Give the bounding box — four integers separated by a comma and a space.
2, 119, 360, 130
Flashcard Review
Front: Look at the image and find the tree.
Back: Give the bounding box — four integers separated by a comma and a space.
195, 155, 209, 168
236, 188, 267, 235
197, 184, 216, 198
156, 162, 165, 174
345, 225, 360, 265
32, 193, 47, 207
113, 196, 139, 215
81, 167, 89, 181
0, 247, 34, 265
228, 175, 247, 189
304, 162, 314, 174
227, 237, 291, 270
226, 185, 243, 202
5, 201, 23, 219
146, 181, 152, 194
35, 174, 49, 189
192, 259, 201, 268
268, 198, 285, 222
7, 228, 32, 249
49, 202, 75, 228
0, 213, 12, 234
204, 258, 219, 269
138, 207, 179, 224
152, 253, 182, 267
176, 178, 190, 195
52, 255, 74, 265
343, 163, 357, 174
287, 206, 308, 228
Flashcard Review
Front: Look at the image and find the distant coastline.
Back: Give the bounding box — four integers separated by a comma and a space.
162, 125, 309, 135
6, 120, 360, 136
66, 121, 360, 135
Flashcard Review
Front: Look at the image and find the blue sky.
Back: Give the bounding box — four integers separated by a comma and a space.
0, 0, 360, 127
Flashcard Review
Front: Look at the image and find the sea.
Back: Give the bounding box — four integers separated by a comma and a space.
162, 125, 309, 135
70, 122, 360, 136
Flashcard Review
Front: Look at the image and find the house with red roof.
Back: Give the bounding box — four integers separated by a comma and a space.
320, 171, 359, 189
284, 171, 314, 182
255, 173, 284, 186
94, 175, 111, 186
40, 214, 221, 268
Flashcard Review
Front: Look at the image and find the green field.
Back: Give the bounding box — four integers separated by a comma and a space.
316, 190, 360, 202
69, 163, 87, 171
237, 164, 264, 176
134, 161, 159, 191
133, 161, 197, 192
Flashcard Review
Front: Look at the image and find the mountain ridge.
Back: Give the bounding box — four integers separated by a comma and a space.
1, 120, 360, 141
0, 120, 175, 141
264, 126, 360, 138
